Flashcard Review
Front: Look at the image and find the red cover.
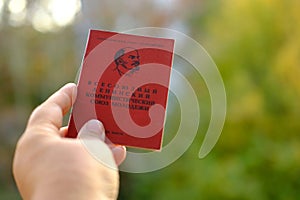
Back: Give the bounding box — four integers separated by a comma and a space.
67, 30, 174, 150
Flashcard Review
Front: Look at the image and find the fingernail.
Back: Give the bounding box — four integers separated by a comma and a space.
86, 119, 104, 134
71, 85, 77, 105
111, 145, 126, 165
112, 145, 125, 153
62, 83, 77, 105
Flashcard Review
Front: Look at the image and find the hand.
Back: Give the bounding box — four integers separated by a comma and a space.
13, 83, 126, 200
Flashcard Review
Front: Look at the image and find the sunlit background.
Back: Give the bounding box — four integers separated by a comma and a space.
1, 0, 300, 199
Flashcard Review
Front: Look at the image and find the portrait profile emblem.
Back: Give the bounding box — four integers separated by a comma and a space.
113, 47, 140, 76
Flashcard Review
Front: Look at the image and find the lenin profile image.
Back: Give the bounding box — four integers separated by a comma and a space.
114, 47, 140, 76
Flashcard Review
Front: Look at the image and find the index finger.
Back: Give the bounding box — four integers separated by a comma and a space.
26, 83, 77, 136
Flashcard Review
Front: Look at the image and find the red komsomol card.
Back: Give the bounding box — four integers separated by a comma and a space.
67, 29, 175, 150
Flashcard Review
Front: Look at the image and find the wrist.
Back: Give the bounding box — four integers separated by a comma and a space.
31, 181, 104, 200
30, 168, 119, 200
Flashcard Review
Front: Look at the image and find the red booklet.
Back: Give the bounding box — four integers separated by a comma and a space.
67, 30, 174, 150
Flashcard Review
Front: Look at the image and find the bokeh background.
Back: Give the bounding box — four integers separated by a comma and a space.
1, 0, 300, 199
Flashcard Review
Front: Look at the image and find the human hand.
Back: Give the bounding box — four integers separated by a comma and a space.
13, 83, 126, 200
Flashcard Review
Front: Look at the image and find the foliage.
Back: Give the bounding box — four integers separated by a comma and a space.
120, 0, 300, 199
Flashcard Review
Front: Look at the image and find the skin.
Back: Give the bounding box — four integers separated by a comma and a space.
13, 83, 126, 200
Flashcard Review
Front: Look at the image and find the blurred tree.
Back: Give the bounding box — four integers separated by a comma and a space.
0, 1, 80, 197
120, 0, 300, 199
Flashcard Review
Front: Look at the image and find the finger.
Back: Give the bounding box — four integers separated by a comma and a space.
78, 120, 117, 170
27, 83, 77, 136
77, 119, 105, 141
59, 126, 69, 137
78, 120, 126, 166
110, 145, 126, 166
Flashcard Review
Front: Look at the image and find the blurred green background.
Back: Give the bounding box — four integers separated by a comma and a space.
1, 0, 300, 199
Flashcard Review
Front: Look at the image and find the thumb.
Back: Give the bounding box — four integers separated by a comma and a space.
78, 120, 117, 170
77, 119, 106, 141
